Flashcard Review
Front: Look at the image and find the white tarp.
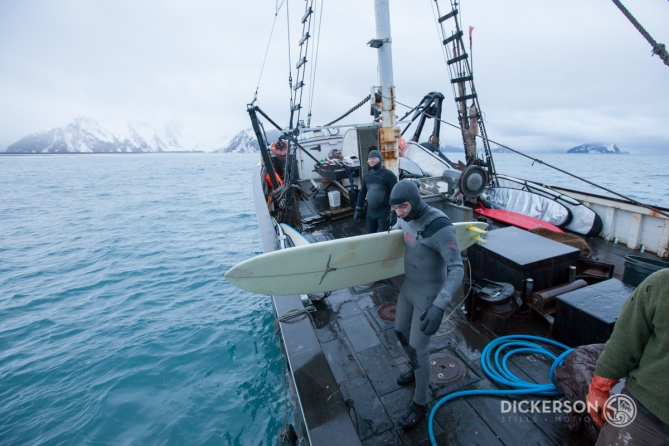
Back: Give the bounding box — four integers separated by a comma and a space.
401, 141, 458, 177
485, 187, 571, 226
496, 174, 603, 236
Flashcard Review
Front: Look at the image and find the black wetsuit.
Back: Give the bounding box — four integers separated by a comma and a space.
356, 165, 398, 233
390, 180, 464, 406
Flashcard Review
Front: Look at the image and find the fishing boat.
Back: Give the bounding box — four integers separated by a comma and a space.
238, 1, 669, 444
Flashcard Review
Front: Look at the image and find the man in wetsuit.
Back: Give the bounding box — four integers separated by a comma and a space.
354, 149, 397, 233
389, 179, 464, 428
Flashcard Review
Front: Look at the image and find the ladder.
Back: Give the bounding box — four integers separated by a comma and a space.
433, 0, 497, 182
289, 0, 316, 129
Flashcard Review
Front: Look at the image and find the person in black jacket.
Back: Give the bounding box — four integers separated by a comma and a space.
354, 149, 398, 233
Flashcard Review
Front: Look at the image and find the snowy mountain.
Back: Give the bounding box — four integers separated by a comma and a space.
490, 146, 512, 153
5, 117, 210, 153
217, 128, 280, 153
567, 143, 627, 154
440, 144, 509, 154
440, 144, 463, 153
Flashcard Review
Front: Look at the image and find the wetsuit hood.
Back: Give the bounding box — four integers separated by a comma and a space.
368, 149, 383, 171
389, 179, 428, 221
368, 149, 383, 161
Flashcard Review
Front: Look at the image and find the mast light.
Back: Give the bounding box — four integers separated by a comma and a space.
367, 38, 388, 48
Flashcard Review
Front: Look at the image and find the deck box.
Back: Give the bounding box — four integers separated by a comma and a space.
553, 278, 636, 347
468, 226, 580, 299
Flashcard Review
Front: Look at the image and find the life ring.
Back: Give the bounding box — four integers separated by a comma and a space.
271, 140, 289, 158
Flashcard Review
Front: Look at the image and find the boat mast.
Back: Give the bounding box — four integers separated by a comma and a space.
372, 0, 400, 176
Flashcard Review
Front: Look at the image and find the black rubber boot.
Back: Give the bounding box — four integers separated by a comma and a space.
398, 402, 427, 429
397, 367, 415, 385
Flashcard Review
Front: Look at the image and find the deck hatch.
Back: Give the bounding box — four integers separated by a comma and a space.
430, 353, 467, 385
377, 303, 396, 321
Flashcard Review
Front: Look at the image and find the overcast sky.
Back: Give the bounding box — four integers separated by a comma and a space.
1, 0, 667, 153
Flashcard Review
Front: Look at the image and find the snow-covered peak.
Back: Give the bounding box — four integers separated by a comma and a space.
217, 128, 280, 153
5, 117, 213, 153
567, 142, 627, 154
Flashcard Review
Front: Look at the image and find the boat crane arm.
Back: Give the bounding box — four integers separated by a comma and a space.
404, 92, 445, 147
248, 104, 322, 167
248, 105, 280, 190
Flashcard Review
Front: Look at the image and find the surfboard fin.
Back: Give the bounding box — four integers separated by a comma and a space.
472, 235, 487, 243
467, 225, 487, 234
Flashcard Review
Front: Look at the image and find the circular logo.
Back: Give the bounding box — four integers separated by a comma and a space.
604, 394, 637, 428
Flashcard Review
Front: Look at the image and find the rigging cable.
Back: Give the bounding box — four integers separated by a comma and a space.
286, 0, 294, 109
252, 1, 287, 104
389, 96, 669, 219
611, 0, 669, 67
323, 94, 372, 126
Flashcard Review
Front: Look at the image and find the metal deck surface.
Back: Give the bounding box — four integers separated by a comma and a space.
272, 186, 657, 445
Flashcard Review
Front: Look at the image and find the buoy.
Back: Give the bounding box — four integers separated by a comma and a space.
265, 172, 283, 189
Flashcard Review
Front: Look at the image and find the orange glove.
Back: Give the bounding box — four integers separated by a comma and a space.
586, 375, 619, 428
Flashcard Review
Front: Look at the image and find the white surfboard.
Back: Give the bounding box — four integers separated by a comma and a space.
496, 174, 603, 236
225, 221, 488, 295
280, 223, 310, 247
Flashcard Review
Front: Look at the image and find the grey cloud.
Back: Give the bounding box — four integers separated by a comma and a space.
1, 0, 667, 153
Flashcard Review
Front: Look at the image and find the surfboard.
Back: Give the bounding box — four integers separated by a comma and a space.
225, 221, 488, 295
280, 223, 310, 247
484, 187, 571, 226
475, 203, 563, 233
495, 174, 603, 236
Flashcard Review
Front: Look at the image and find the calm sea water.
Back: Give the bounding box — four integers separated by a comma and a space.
487, 153, 669, 208
0, 154, 285, 446
1, 152, 667, 446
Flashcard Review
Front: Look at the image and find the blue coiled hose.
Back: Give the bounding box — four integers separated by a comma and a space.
428, 335, 573, 446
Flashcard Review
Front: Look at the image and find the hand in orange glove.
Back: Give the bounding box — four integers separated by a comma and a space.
586, 375, 619, 428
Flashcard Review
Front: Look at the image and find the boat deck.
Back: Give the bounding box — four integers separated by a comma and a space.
271, 186, 656, 446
